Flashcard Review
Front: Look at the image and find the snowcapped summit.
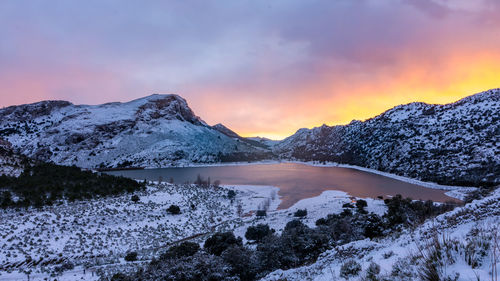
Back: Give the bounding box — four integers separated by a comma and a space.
0, 94, 270, 169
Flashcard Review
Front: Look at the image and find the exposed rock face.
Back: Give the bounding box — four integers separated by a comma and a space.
0, 94, 269, 169
274, 89, 500, 187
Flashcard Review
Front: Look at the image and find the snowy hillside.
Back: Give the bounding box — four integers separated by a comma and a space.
0, 138, 25, 177
275, 89, 500, 187
0, 95, 270, 169
264, 188, 500, 281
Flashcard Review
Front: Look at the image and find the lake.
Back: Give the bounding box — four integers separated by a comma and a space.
106, 162, 458, 209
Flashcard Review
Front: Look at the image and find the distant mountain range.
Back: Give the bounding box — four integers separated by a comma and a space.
274, 89, 499, 186
0, 89, 498, 186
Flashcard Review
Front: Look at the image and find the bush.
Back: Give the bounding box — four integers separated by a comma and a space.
131, 194, 140, 203
124, 251, 138, 262
204, 232, 242, 256
384, 195, 455, 227
343, 203, 354, 208
111, 273, 133, 281
365, 262, 381, 281
294, 209, 307, 217
222, 245, 258, 281
161, 241, 200, 260
363, 213, 385, 238
245, 224, 272, 242
140, 252, 234, 281
256, 210, 266, 217
340, 259, 361, 278
356, 199, 368, 211
167, 204, 181, 214
227, 190, 236, 199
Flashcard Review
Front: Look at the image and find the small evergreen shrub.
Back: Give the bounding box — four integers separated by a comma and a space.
340, 260, 361, 278
293, 209, 307, 217
124, 251, 138, 262
167, 204, 181, 214
227, 190, 236, 199
245, 224, 271, 242
204, 232, 242, 256
256, 210, 267, 217
161, 241, 200, 260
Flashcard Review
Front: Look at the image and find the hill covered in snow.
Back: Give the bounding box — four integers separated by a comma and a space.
274, 89, 500, 187
0, 95, 270, 169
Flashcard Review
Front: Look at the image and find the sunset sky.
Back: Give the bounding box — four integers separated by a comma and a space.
1, 0, 500, 139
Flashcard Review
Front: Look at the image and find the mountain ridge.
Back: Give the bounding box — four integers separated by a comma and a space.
0, 94, 270, 169
0, 89, 498, 187
274, 88, 500, 186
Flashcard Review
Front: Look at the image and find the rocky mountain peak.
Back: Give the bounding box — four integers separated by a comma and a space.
134, 94, 206, 125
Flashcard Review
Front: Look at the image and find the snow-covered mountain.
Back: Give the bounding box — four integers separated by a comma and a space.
0, 94, 270, 169
274, 89, 500, 187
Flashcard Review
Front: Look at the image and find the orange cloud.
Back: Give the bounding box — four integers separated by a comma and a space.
190, 51, 500, 140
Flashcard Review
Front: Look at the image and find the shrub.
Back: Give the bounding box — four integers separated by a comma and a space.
256, 210, 266, 217
161, 242, 200, 260
356, 199, 368, 211
294, 209, 307, 217
204, 232, 242, 256
340, 260, 361, 278
167, 204, 181, 214
282, 220, 329, 262
227, 190, 236, 199
131, 194, 140, 203
111, 273, 133, 281
124, 251, 138, 262
365, 262, 380, 281
222, 245, 258, 281
342, 202, 354, 208
363, 213, 385, 238
315, 218, 327, 226
245, 224, 272, 242
140, 252, 233, 281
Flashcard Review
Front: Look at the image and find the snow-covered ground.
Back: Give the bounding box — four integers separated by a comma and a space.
0, 183, 272, 280
263, 188, 500, 281
0, 181, 390, 280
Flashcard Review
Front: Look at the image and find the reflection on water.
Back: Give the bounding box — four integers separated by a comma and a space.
106, 163, 457, 209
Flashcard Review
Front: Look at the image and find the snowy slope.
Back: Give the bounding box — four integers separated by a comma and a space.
275, 89, 500, 187
0, 94, 270, 169
263, 188, 500, 281
0, 138, 25, 177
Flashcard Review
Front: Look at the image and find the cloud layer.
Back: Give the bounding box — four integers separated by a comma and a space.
1, 0, 499, 139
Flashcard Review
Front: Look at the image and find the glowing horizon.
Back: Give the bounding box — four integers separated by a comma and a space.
1, 0, 500, 140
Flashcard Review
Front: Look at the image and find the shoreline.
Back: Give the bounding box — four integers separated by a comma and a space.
112, 160, 476, 201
